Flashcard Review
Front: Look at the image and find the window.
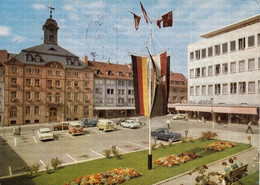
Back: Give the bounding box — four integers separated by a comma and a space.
248, 82, 255, 93
48, 70, 52, 75
47, 93, 52, 102
55, 93, 60, 103
239, 60, 245, 72
34, 79, 40, 86
26, 68, 32, 74
26, 106, 30, 115
67, 81, 71, 87
230, 62, 236, 73
74, 81, 78, 87
215, 45, 220, 55
95, 79, 103, 85
195, 68, 200, 78
67, 71, 72, 77
258, 34, 260, 46
190, 52, 194, 60
230, 41, 236, 51
74, 72, 79, 77
215, 64, 220, 75
222, 84, 228, 94
202, 85, 206, 95
196, 86, 200, 96
222, 43, 228, 54
34, 92, 39, 100
67, 93, 71, 100
208, 85, 213, 95
238, 82, 246, 94
128, 98, 135, 104
128, 89, 134, 95
222, 63, 228, 74
230, 82, 237, 94
55, 81, 60, 87
11, 67, 18, 73
11, 78, 17, 84
95, 98, 103, 104
258, 80, 260, 93
84, 82, 89, 88
190, 69, 194, 78
26, 79, 31, 86
258, 58, 260, 69
202, 67, 206, 77
47, 80, 52, 86
118, 98, 125, 104
74, 93, 78, 101
96, 70, 101, 75
95, 88, 103, 94
195, 50, 200, 60
118, 89, 125, 95
34, 106, 39, 115
106, 79, 114, 85
107, 98, 114, 104
248, 58, 255, 70
85, 73, 90, 78
118, 80, 125, 86
238, 37, 245, 50
208, 47, 213, 57
84, 106, 89, 116
10, 107, 17, 117
190, 86, 194, 96
35, 55, 41, 62
56, 70, 60, 76
128, 73, 133, 77
11, 91, 17, 99
74, 106, 78, 114
107, 89, 114, 95
26, 54, 33, 62
215, 84, 221, 95
202, 49, 206, 58
118, 71, 123, 76
107, 71, 112, 75
208, 66, 213, 76
26, 92, 31, 99
35, 69, 40, 74
248, 35, 255, 47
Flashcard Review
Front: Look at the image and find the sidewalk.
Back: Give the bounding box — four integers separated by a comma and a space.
155, 128, 259, 185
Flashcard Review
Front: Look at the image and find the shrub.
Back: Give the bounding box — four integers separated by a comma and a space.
181, 137, 187, 143
26, 163, 40, 177
103, 149, 111, 158
188, 136, 194, 143
51, 158, 62, 170
201, 131, 218, 140
45, 163, 54, 174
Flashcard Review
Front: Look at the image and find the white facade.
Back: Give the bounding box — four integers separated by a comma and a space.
188, 15, 260, 107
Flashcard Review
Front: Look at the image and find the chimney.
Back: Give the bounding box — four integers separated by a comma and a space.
82, 56, 88, 66
0, 50, 8, 64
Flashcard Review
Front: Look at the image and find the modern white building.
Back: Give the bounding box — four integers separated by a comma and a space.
176, 14, 260, 124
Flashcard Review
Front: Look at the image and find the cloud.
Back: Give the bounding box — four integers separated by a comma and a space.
0, 25, 11, 36
32, 4, 46, 10
63, 5, 76, 11
12, 35, 26, 43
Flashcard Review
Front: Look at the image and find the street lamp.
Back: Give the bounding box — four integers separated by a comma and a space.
211, 98, 214, 129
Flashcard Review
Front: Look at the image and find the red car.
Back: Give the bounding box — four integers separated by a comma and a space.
53, 122, 69, 131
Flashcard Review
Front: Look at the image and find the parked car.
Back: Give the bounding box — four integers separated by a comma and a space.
53, 122, 69, 131
97, 119, 114, 132
38, 128, 54, 141
115, 118, 129, 126
121, 120, 140, 129
79, 118, 99, 127
172, 114, 187, 120
68, 122, 83, 136
151, 128, 181, 142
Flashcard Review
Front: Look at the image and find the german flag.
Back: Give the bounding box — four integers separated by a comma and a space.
131, 55, 149, 117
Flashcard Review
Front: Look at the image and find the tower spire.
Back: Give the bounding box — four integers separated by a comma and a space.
48, 3, 55, 18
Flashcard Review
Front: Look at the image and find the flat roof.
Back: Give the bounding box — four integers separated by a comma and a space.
200, 14, 260, 39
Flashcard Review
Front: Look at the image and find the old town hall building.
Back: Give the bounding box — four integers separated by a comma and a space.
3, 13, 94, 126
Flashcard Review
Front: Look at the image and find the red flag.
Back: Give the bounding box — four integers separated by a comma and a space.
157, 19, 162, 29
140, 2, 149, 23
134, 14, 141, 30
162, 11, 173, 27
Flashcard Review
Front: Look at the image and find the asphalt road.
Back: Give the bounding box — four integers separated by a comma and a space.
0, 115, 259, 177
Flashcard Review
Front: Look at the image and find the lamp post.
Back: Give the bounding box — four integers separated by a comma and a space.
211, 98, 214, 129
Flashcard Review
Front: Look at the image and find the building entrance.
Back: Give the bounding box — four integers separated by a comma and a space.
49, 107, 57, 121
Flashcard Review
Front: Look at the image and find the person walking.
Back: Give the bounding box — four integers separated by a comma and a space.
218, 116, 221, 125
246, 121, 254, 134
166, 119, 170, 129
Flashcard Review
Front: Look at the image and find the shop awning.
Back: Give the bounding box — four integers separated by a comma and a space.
94, 106, 135, 110
175, 105, 258, 115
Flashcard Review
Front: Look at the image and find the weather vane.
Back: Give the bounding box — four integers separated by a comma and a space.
48, 3, 55, 18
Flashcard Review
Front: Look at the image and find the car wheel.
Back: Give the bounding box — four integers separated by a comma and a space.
168, 138, 173, 143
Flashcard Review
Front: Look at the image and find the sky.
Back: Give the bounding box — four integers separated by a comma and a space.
0, 0, 259, 77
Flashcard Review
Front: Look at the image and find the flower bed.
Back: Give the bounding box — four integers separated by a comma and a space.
65, 168, 141, 185
153, 152, 199, 168
204, 141, 236, 151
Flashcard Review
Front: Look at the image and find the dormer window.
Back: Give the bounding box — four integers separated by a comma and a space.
107, 71, 112, 76
35, 55, 41, 62
128, 73, 133, 77
118, 71, 123, 76
74, 60, 79, 66
26, 54, 33, 62
66, 58, 72, 65
96, 70, 101, 75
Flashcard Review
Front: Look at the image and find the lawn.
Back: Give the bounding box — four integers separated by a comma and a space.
0, 139, 251, 185
236, 170, 259, 185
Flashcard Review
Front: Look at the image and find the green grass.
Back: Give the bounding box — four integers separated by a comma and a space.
236, 170, 259, 185
0, 139, 251, 185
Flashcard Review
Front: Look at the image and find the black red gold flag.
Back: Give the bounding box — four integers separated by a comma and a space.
162, 11, 173, 27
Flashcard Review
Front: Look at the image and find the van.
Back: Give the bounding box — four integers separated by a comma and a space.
68, 122, 83, 135
80, 117, 98, 127
97, 119, 114, 132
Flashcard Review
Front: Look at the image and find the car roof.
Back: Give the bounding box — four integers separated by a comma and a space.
39, 128, 51, 132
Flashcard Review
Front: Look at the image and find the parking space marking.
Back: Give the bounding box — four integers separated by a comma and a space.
117, 147, 128, 153
40, 160, 46, 167
14, 137, 16, 147
90, 149, 104, 157
65, 132, 74, 139
66, 154, 77, 162
126, 141, 149, 149
33, 136, 37, 144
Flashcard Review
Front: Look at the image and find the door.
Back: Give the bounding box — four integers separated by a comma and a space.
49, 107, 57, 122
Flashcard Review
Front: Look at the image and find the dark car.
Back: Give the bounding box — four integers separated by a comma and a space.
80, 118, 99, 127
151, 128, 181, 142
53, 122, 69, 131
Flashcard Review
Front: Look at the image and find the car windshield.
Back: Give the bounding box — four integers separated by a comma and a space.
75, 125, 81, 128
42, 131, 50, 134
164, 130, 170, 133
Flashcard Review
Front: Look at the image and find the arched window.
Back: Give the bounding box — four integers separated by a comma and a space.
55, 93, 60, 103
49, 35, 54, 42
10, 107, 17, 117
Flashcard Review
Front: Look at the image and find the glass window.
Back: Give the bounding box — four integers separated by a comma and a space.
74, 72, 79, 77
222, 43, 228, 54
230, 41, 236, 51
74, 93, 78, 101
258, 57, 260, 69
26, 79, 31, 85
85, 73, 90, 78
67, 93, 71, 100
48, 70, 52, 75
55, 93, 60, 103
196, 86, 200, 95
26, 68, 32, 73
248, 35, 255, 47
208, 85, 213, 95
202, 49, 206, 58
11, 91, 17, 99
230, 62, 236, 73
26, 106, 30, 115
215, 64, 220, 75
195, 50, 200, 60
55, 81, 60, 87
258, 81, 260, 93
222, 63, 228, 74
239, 60, 245, 72
74, 106, 78, 114
34, 106, 39, 115
26, 92, 31, 99
190, 69, 194, 78
248, 81, 255, 93
230, 82, 237, 94
215, 45, 220, 55
202, 67, 206, 77
202, 85, 206, 95
35, 79, 40, 85
35, 69, 40, 74
258, 34, 260, 46
208, 47, 213, 57
248, 58, 255, 70
222, 84, 228, 94
238, 82, 246, 94
106, 79, 115, 85
195, 68, 200, 78
238, 37, 245, 50
11, 67, 18, 73
47, 93, 52, 102
215, 84, 221, 95
10, 107, 17, 117
208, 66, 213, 76
34, 92, 39, 99
190, 86, 194, 96
190, 52, 194, 60
74, 81, 78, 87
56, 70, 60, 76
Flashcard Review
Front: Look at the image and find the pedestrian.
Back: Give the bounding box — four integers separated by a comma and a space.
246, 121, 254, 134
166, 119, 170, 129
202, 116, 205, 123
228, 158, 238, 169
233, 156, 243, 167
218, 116, 221, 125
18, 126, 21, 134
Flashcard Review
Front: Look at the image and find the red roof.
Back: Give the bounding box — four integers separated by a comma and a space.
87, 60, 133, 80
170, 72, 187, 82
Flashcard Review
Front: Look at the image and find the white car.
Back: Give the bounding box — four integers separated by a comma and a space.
38, 128, 54, 141
172, 114, 186, 120
121, 120, 140, 129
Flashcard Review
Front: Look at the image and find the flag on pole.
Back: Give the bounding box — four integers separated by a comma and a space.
157, 19, 162, 29
134, 14, 141, 30
140, 2, 149, 23
162, 11, 173, 27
